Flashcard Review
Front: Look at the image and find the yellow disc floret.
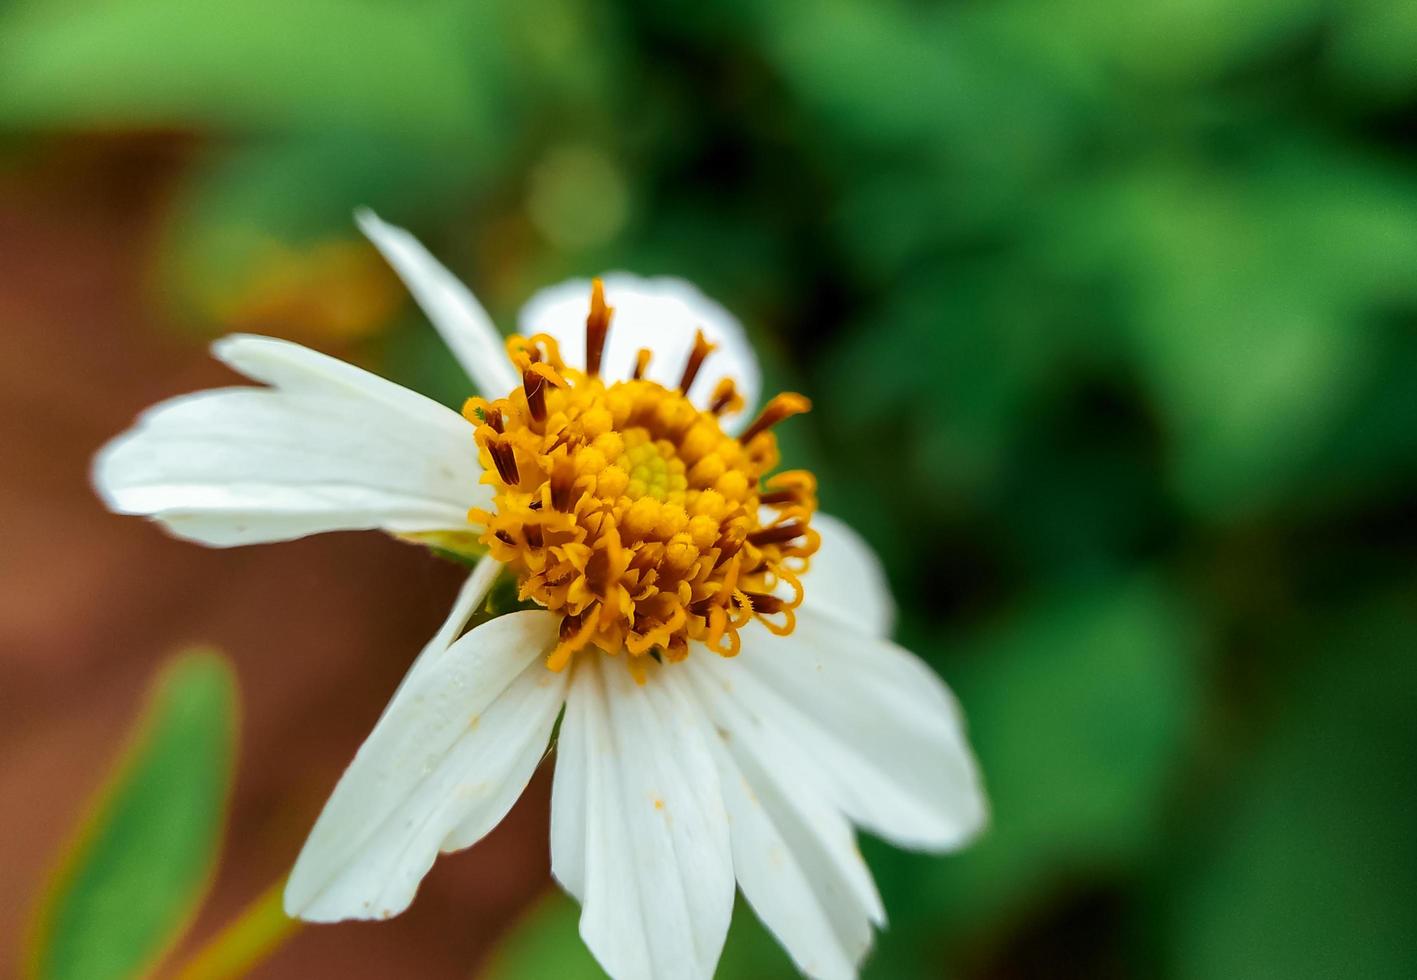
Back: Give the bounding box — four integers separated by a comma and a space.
464, 280, 819, 678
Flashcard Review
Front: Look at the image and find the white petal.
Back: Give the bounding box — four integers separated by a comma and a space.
213, 332, 465, 415
285, 610, 563, 922
387, 554, 504, 705
730, 613, 988, 852
684, 657, 883, 980
551, 655, 734, 980
395, 557, 533, 855
438, 659, 566, 853
802, 514, 896, 639
518, 274, 761, 427
549, 667, 590, 899
93, 335, 486, 547
356, 208, 520, 398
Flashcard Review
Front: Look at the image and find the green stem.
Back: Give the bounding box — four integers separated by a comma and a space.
173, 877, 301, 980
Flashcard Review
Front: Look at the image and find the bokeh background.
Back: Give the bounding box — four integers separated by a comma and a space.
4, 0, 1417, 977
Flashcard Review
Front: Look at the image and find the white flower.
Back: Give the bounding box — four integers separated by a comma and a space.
93, 209, 988, 980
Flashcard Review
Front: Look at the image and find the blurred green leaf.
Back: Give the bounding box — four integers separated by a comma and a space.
1095, 0, 1323, 83
0, 0, 494, 139
495, 0, 623, 113
903, 577, 1203, 949
478, 889, 602, 980
1329, 0, 1417, 100
26, 651, 239, 980
162, 136, 487, 343
1166, 603, 1417, 980
480, 888, 799, 980
1050, 147, 1417, 517
717, 900, 797, 980
820, 263, 1079, 507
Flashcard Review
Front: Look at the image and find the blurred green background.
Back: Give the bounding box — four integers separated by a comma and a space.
4, 0, 1416, 977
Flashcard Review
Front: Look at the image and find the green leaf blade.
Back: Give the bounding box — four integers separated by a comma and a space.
28, 650, 239, 980
479, 889, 604, 980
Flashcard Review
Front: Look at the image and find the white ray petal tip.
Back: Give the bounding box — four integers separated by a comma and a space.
89, 431, 131, 510
354, 206, 418, 258
959, 787, 992, 843
929, 781, 991, 853
209, 331, 281, 366
352, 205, 519, 397
353, 205, 387, 236
283, 890, 401, 925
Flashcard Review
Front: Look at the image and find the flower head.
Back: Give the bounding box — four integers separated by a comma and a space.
93, 209, 987, 980
466, 279, 817, 675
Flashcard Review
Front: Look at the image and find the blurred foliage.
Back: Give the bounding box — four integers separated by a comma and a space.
484, 887, 806, 980
5, 0, 1417, 975
913, 578, 1202, 940
1165, 600, 1417, 980
25, 652, 238, 980
479, 890, 601, 980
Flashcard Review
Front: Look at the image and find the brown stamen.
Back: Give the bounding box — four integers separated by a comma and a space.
632, 348, 651, 381
665, 635, 689, 661
585, 278, 611, 377
740, 393, 812, 443
746, 592, 786, 614
708, 379, 738, 416
550, 458, 576, 511
489, 440, 520, 485
748, 521, 806, 547
689, 596, 719, 617
713, 528, 746, 568
678, 329, 716, 394
485, 407, 504, 433
525, 523, 544, 549
559, 611, 584, 643
523, 369, 547, 423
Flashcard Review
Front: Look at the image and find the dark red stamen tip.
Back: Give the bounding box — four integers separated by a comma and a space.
678, 329, 715, 394
746, 592, 786, 614
740, 393, 812, 443
559, 611, 584, 642
709, 381, 737, 415
713, 529, 745, 568
585, 278, 611, 377
489, 441, 520, 485
550, 462, 576, 511
689, 596, 718, 617
748, 521, 806, 547
523, 369, 547, 423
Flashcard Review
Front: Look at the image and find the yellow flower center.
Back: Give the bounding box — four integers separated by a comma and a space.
463, 281, 818, 679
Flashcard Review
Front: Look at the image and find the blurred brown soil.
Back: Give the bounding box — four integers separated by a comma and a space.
0, 134, 549, 979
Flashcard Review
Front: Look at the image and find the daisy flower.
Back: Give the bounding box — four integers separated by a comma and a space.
93, 210, 987, 980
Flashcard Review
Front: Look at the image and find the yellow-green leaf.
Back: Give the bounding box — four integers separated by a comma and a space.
479, 889, 799, 980
479, 889, 604, 980
26, 650, 239, 980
